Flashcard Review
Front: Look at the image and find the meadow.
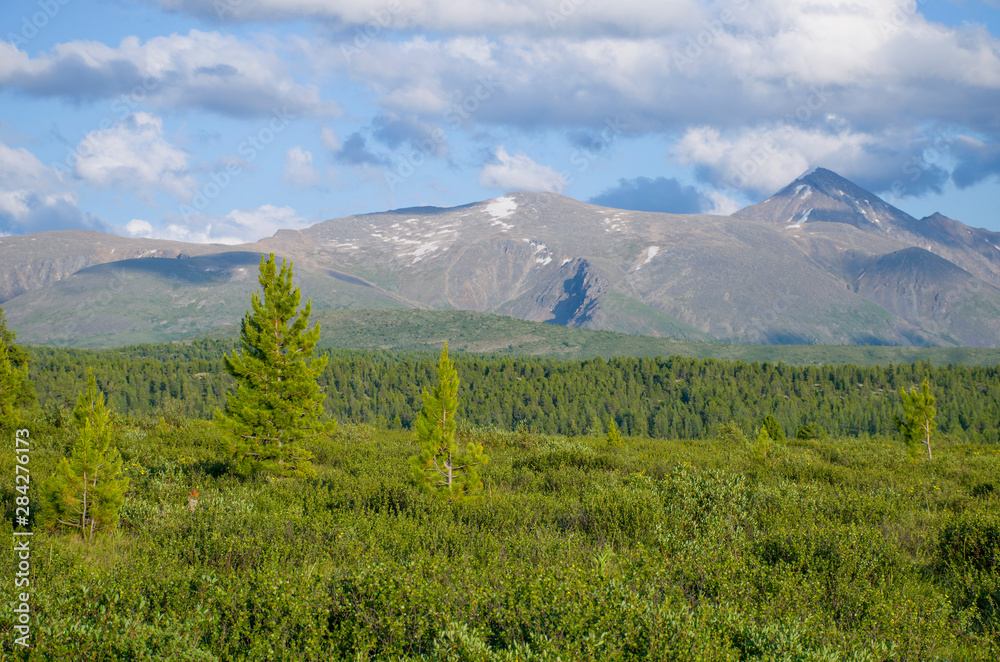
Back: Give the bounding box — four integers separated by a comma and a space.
2, 405, 998, 660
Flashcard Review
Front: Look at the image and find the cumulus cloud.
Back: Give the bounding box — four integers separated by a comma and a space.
479, 146, 566, 193
673, 124, 951, 198
0, 140, 104, 234
308, 0, 1000, 201
283, 146, 321, 189
0, 31, 337, 118
332, 1, 1000, 134
124, 219, 154, 237
11, 0, 998, 214
589, 177, 710, 214
161, 205, 308, 244
69, 112, 197, 201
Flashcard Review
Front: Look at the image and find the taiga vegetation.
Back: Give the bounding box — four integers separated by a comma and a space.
1, 288, 998, 658
25, 342, 1000, 444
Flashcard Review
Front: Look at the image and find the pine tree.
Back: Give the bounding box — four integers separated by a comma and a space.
895, 378, 937, 460
0, 307, 34, 431
215, 253, 333, 478
410, 343, 488, 501
761, 414, 786, 443
606, 417, 623, 448
40, 369, 128, 540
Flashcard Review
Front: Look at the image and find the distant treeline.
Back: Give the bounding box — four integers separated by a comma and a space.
27, 340, 1000, 443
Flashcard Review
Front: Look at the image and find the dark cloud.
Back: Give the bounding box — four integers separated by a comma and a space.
0, 196, 108, 235
857, 164, 950, 200
372, 114, 447, 159
589, 177, 708, 214
331, 132, 387, 166
8, 55, 145, 102
194, 64, 239, 78
0, 34, 336, 119
951, 139, 1000, 189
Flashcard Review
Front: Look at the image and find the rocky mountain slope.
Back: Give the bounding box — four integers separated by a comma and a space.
2, 168, 999, 348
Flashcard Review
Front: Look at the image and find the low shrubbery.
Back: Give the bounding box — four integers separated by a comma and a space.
2, 410, 999, 660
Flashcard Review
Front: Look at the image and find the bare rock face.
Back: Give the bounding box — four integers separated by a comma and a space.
4, 172, 1000, 348
500, 258, 606, 328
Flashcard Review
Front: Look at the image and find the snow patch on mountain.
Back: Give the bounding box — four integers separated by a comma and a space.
787, 208, 812, 229
485, 196, 517, 219
407, 241, 443, 263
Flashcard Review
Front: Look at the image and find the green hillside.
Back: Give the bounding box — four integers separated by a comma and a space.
252, 309, 1000, 367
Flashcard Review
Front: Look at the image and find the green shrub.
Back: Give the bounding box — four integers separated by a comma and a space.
939, 510, 1000, 571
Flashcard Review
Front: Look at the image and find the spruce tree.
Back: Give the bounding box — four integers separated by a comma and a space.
895, 378, 936, 460
410, 343, 488, 501
0, 307, 34, 431
761, 414, 786, 443
754, 425, 774, 460
40, 369, 128, 540
215, 253, 333, 478
606, 417, 623, 448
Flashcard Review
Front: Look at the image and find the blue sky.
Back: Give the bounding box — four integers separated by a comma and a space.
1, 0, 999, 243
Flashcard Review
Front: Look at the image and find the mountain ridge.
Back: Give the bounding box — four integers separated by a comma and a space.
2, 169, 999, 349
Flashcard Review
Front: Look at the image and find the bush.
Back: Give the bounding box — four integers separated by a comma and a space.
939, 510, 1000, 571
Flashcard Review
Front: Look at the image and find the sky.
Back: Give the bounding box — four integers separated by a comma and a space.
0, 0, 999, 244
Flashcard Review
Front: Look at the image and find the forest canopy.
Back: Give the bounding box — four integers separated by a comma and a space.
24, 341, 1000, 444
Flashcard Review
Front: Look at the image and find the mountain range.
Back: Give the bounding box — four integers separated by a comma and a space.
2, 168, 999, 348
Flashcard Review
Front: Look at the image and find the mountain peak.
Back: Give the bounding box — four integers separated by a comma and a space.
733, 167, 915, 234
795, 166, 844, 182
789, 167, 872, 199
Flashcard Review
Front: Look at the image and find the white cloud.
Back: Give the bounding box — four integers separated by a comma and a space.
161, 205, 309, 244
0, 31, 338, 118
328, 2, 1000, 157
283, 146, 321, 189
479, 146, 566, 193
124, 219, 154, 237
71, 113, 196, 201
704, 191, 741, 216
0, 140, 99, 234
672, 123, 952, 197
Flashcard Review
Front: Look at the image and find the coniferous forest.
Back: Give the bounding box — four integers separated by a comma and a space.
2, 278, 999, 660
25, 340, 1000, 443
